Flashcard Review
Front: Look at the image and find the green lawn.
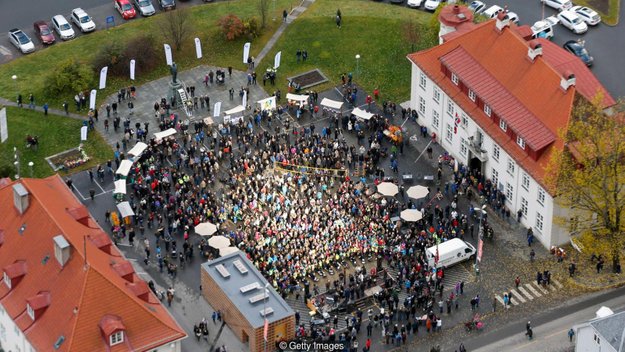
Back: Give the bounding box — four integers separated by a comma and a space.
261, 0, 437, 102
0, 106, 111, 178
0, 0, 298, 110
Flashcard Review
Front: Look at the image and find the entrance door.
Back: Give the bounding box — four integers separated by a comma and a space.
469, 156, 482, 177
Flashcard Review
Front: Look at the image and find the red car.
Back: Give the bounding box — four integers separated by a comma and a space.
33, 21, 55, 44
115, 0, 137, 20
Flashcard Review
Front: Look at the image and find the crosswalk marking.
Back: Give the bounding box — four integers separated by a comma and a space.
510, 288, 526, 303
517, 285, 534, 301
505, 292, 520, 305
495, 295, 505, 306
525, 283, 542, 297
533, 282, 549, 295
553, 279, 563, 289
548, 284, 557, 292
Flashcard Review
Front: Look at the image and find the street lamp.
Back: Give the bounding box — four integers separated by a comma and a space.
355, 54, 361, 78
473, 200, 487, 279
28, 161, 34, 178
13, 147, 20, 179
12, 75, 18, 101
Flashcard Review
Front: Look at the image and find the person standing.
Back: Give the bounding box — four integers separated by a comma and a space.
166, 286, 175, 307
515, 276, 521, 288
568, 328, 575, 342
43, 103, 49, 115
283, 9, 288, 22
28, 93, 35, 109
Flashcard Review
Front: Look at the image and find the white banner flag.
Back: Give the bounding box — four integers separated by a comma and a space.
89, 89, 97, 110
213, 102, 221, 118
274, 51, 282, 69
259, 96, 276, 111
242, 90, 247, 108
99, 66, 108, 89
80, 126, 88, 141
194, 38, 202, 59
164, 44, 173, 66
0, 108, 7, 143
130, 59, 136, 80
243, 42, 251, 64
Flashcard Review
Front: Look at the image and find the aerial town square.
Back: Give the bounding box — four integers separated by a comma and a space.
0, 0, 624, 352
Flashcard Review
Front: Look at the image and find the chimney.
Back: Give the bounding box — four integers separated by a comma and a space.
560, 71, 576, 91
53, 235, 72, 267
453, 5, 460, 14
495, 12, 510, 32
527, 40, 543, 61
12, 183, 29, 215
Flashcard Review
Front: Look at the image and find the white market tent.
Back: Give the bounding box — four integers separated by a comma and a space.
117, 201, 135, 218
286, 93, 309, 102
115, 160, 134, 176
219, 246, 240, 256
352, 107, 374, 120
113, 180, 127, 195
224, 105, 245, 116
320, 98, 343, 110
127, 142, 148, 159
154, 128, 177, 141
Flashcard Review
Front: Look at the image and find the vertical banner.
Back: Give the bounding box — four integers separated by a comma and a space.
0, 107, 7, 143
194, 38, 202, 59
130, 59, 136, 80
242, 90, 247, 108
477, 238, 483, 262
89, 90, 97, 110
243, 42, 251, 64
213, 102, 221, 118
99, 66, 108, 89
164, 44, 173, 66
274, 51, 282, 69
80, 126, 88, 141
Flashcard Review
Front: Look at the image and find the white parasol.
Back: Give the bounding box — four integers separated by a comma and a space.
195, 222, 218, 237
377, 182, 399, 197
406, 185, 429, 200
113, 180, 127, 195
400, 209, 423, 222
219, 246, 240, 256
208, 235, 230, 249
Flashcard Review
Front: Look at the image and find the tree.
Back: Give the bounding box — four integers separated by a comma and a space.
546, 96, 625, 272
218, 14, 245, 41
258, 0, 270, 28
159, 8, 191, 51
45, 59, 94, 95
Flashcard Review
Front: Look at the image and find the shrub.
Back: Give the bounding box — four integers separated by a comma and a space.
244, 17, 262, 39
45, 59, 94, 95
218, 14, 245, 41
91, 42, 126, 77
91, 35, 160, 78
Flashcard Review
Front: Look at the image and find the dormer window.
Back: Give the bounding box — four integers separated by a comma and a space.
468, 90, 476, 102
110, 331, 124, 346
3, 271, 10, 288
484, 104, 491, 117
500, 120, 507, 132
27, 303, 34, 320
451, 73, 459, 85
517, 136, 526, 149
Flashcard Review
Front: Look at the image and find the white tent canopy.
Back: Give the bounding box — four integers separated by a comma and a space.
115, 160, 134, 176
400, 209, 423, 222
286, 93, 309, 102
407, 185, 429, 200
113, 180, 127, 195
154, 128, 176, 141
377, 182, 399, 197
208, 235, 230, 249
195, 222, 218, 237
352, 107, 374, 120
320, 98, 343, 110
127, 142, 148, 158
224, 105, 245, 116
117, 201, 135, 218
219, 246, 240, 256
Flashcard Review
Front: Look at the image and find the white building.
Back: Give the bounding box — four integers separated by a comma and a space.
407, 9, 614, 248
575, 308, 625, 352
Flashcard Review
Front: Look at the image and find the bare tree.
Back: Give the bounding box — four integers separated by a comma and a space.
160, 8, 191, 51
258, 0, 270, 28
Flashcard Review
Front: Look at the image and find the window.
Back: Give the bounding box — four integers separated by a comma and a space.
537, 188, 546, 206
460, 138, 468, 157
27, 303, 34, 320
419, 97, 426, 115
433, 87, 441, 103
517, 136, 525, 149
432, 110, 440, 128
492, 145, 500, 162
14, 325, 20, 336
506, 182, 513, 201
3, 272, 10, 289
507, 158, 515, 175
110, 331, 124, 346
447, 100, 455, 116
461, 114, 468, 129
491, 168, 499, 186
451, 73, 459, 85
484, 104, 492, 117
468, 90, 476, 102
0, 324, 5, 341
446, 124, 454, 142
522, 173, 530, 191
419, 72, 427, 89
521, 197, 528, 217
500, 119, 507, 132
536, 212, 544, 231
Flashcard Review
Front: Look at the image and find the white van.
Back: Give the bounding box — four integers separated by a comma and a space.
426, 238, 476, 268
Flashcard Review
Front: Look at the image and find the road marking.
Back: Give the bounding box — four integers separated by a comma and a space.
553, 279, 563, 289
548, 284, 557, 292
517, 285, 534, 301
116, 243, 133, 247
510, 288, 526, 303
0, 45, 11, 56
533, 282, 549, 295
495, 294, 505, 306
525, 283, 542, 297
504, 292, 519, 306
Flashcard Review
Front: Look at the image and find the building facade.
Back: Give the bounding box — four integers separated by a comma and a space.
575, 309, 625, 352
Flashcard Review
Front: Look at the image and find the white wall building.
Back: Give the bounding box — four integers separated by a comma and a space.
575, 308, 625, 352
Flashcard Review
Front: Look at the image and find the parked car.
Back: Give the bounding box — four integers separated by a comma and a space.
541, 0, 572, 12
71, 8, 96, 33
51, 15, 75, 40
468, 0, 486, 14
8, 28, 35, 54
159, 0, 176, 10
563, 40, 593, 66
557, 10, 588, 34
483, 5, 503, 18
33, 21, 55, 44
115, 0, 137, 19
531, 17, 558, 39
424, 0, 441, 11
390, 0, 405, 4
133, 0, 156, 16
407, 0, 423, 7
507, 10, 519, 24
571, 6, 601, 26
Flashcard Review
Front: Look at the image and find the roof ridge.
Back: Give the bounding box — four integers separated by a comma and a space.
66, 264, 94, 352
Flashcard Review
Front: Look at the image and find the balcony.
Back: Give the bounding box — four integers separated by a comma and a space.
467, 137, 489, 162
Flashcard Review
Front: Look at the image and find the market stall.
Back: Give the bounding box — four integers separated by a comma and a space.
224, 105, 245, 125
320, 98, 343, 115
257, 96, 277, 112
351, 107, 374, 121
286, 93, 309, 108
127, 142, 148, 159
115, 159, 134, 177
153, 128, 177, 142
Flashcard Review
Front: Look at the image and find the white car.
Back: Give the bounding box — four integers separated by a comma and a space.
71, 8, 96, 33
51, 15, 75, 40
424, 0, 441, 11
134, 0, 156, 16
507, 11, 519, 23
468, 1, 486, 14
557, 10, 588, 34
8, 29, 35, 54
531, 17, 558, 39
483, 5, 503, 18
407, 0, 423, 8
571, 6, 601, 25
541, 0, 572, 12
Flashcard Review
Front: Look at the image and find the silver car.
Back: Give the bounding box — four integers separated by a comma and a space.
134, 0, 156, 16
8, 28, 35, 54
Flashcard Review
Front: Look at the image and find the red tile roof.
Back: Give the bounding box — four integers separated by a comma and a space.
407, 19, 576, 194
0, 175, 186, 352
